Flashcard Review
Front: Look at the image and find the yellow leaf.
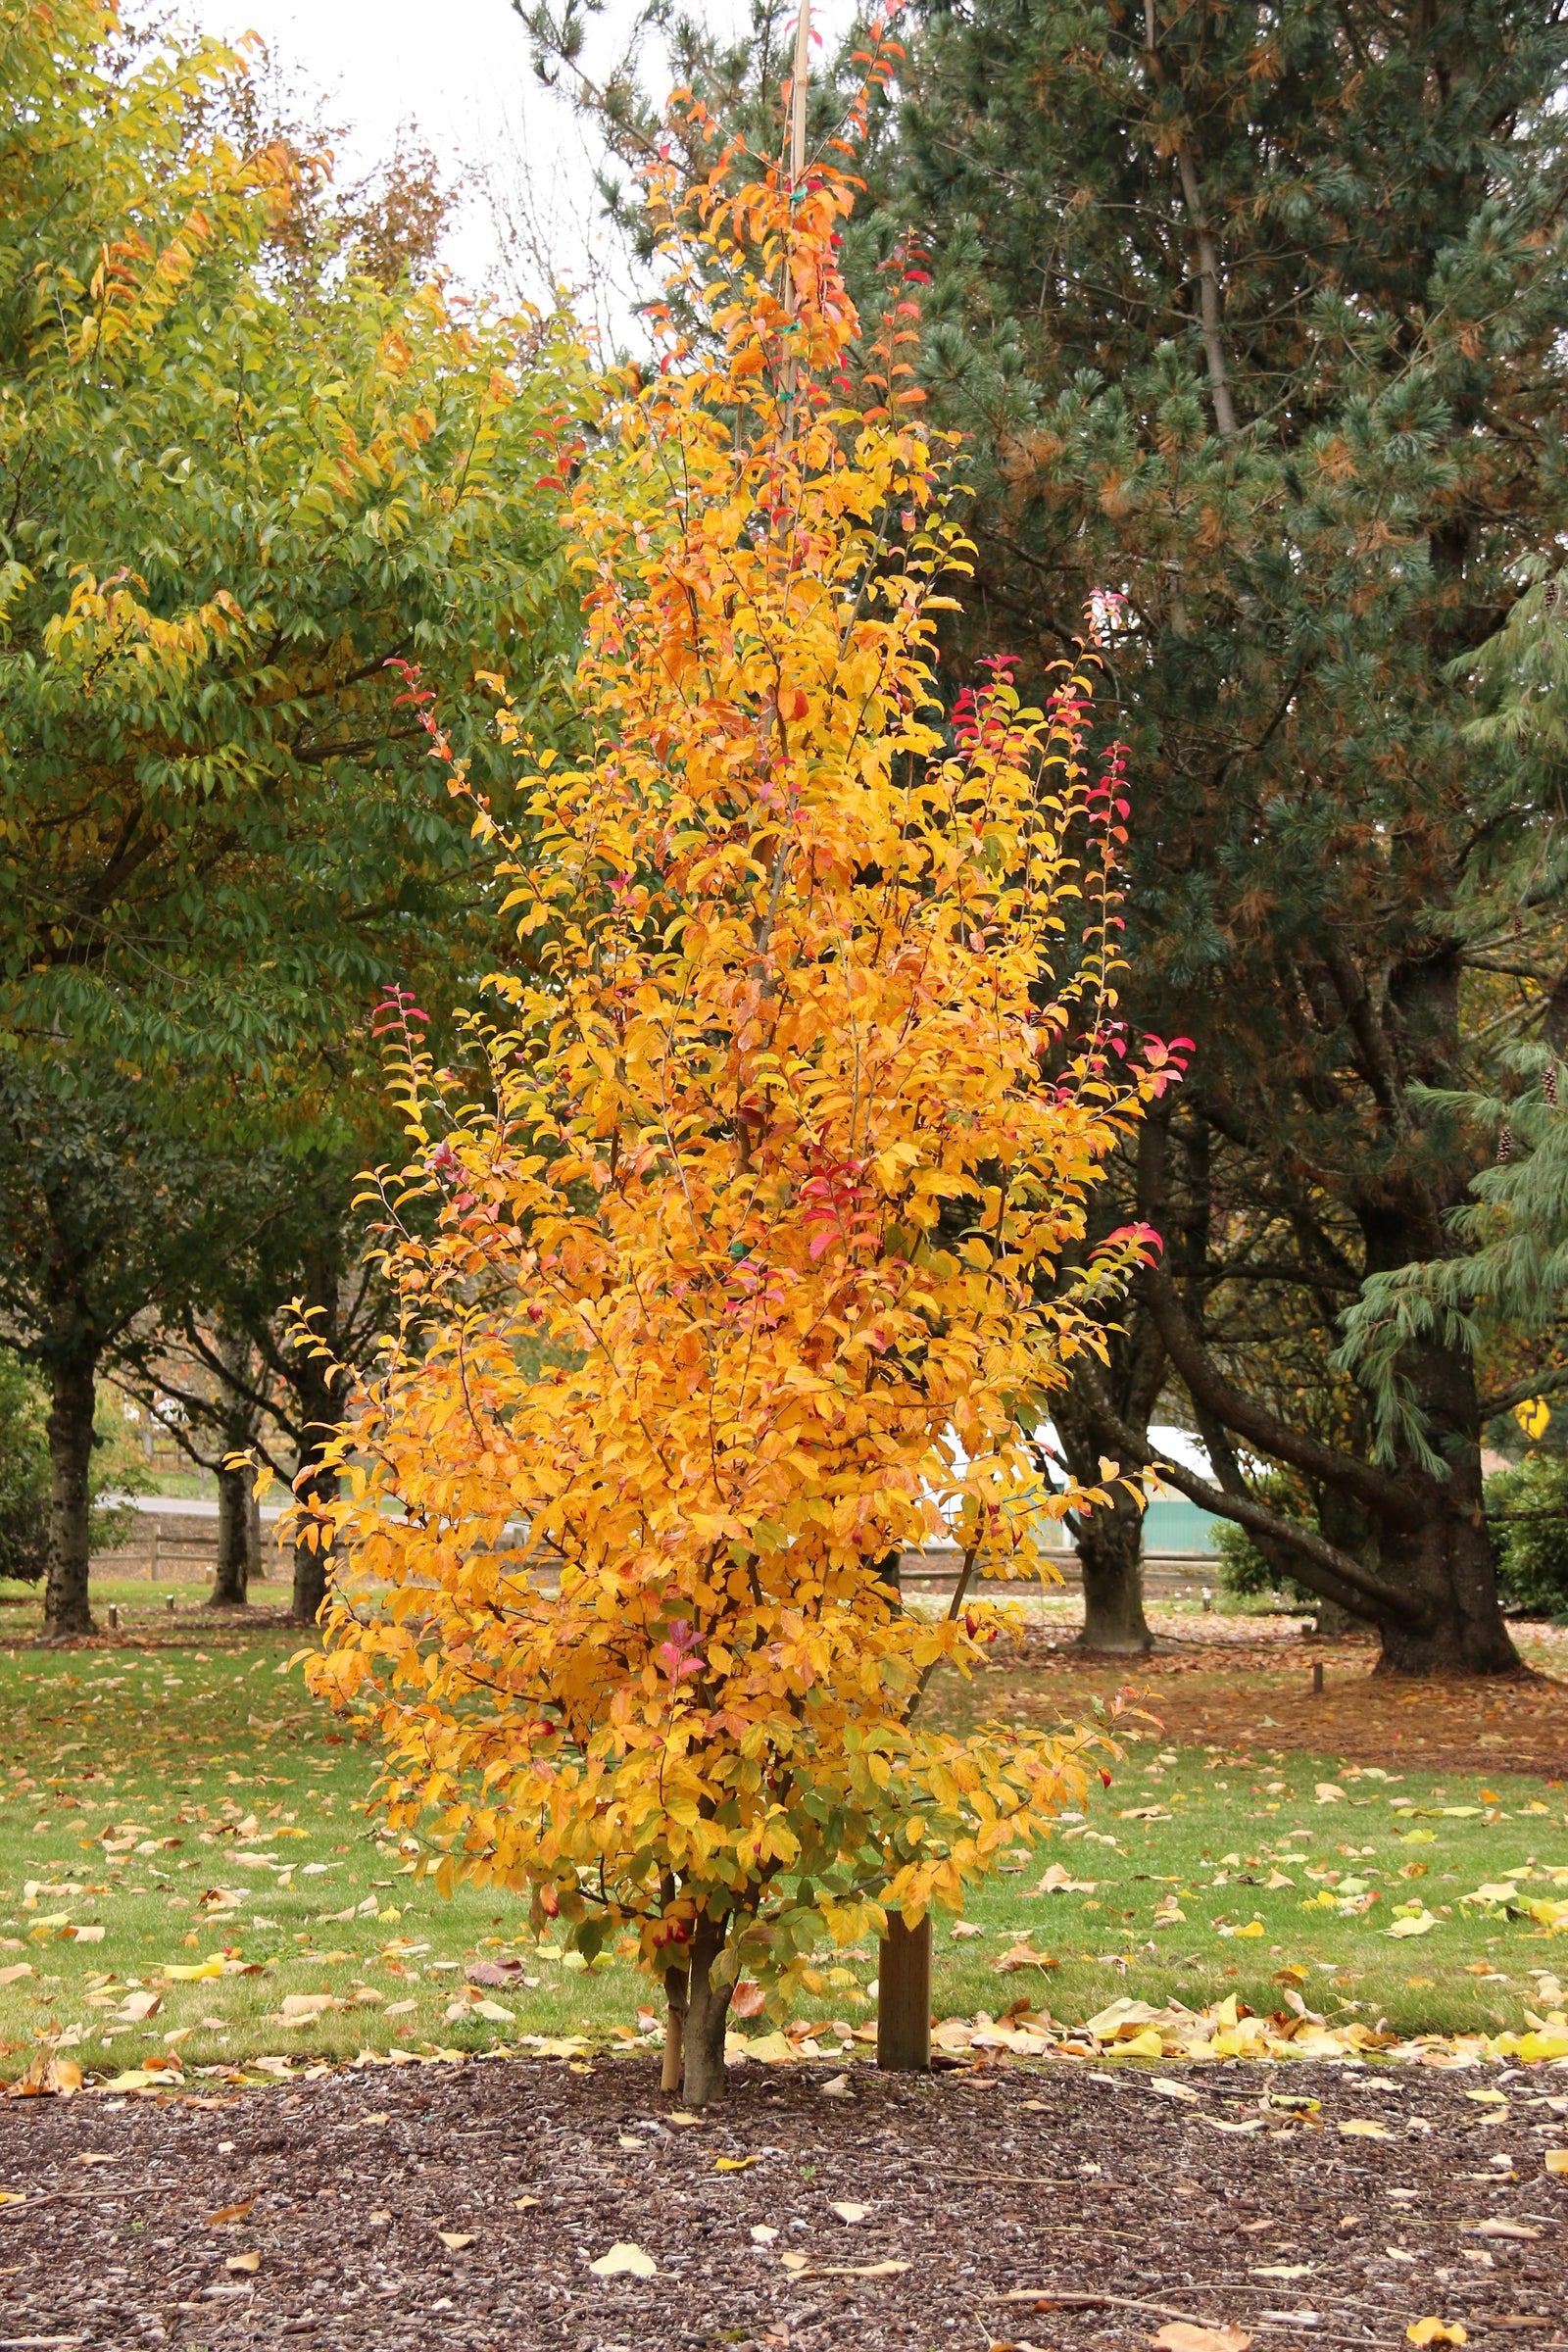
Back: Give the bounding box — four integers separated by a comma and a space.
437, 2231, 477, 2251
589, 2241, 657, 2278
1407, 2323, 1466, 2345
1340, 2121, 1392, 2139
714, 2156, 755, 2172
225, 2251, 261, 2275
205, 2199, 255, 2227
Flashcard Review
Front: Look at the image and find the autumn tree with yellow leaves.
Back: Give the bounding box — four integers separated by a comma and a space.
302, 29, 1182, 2103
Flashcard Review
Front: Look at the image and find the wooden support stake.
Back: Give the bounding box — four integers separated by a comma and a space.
876, 1910, 931, 2071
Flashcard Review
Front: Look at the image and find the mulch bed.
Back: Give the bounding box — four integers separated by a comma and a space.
2, 2055, 1565, 2349
1007, 1629, 1568, 1781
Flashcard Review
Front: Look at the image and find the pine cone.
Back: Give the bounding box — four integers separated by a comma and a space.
1497, 1122, 1514, 1162
1546, 1064, 1559, 1108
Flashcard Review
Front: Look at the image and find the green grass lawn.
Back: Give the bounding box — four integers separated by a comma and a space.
2, 1601, 1567, 2088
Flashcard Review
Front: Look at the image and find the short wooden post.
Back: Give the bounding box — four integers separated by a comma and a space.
876, 1910, 931, 2071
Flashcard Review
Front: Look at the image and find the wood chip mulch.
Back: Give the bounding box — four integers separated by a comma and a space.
1004, 1632, 1568, 1781
2, 2054, 1566, 2349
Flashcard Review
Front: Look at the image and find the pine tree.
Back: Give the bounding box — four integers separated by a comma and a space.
866, 0, 1568, 1671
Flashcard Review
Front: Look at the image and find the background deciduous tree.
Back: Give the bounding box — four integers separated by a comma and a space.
0, 0, 593, 1633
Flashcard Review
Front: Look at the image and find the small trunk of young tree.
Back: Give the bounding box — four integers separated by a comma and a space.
680, 1913, 734, 2107
661, 1962, 688, 2093
1074, 1489, 1154, 1653
211, 1460, 252, 1607
44, 1351, 97, 1638
876, 1910, 931, 2070
246, 1483, 265, 1583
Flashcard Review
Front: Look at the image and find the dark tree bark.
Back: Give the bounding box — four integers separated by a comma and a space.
1050, 1253, 1164, 1654
681, 1911, 734, 2106
211, 1460, 252, 1607
876, 1910, 932, 2071
210, 1329, 265, 1606
661, 1961, 689, 2093
288, 1242, 345, 1626
43, 1349, 97, 1638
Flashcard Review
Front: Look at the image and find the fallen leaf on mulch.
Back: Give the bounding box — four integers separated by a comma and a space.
1340, 2121, 1392, 2139
812, 2260, 909, 2279
715, 2156, 755, 2173
437, 2231, 476, 2252
830, 2200, 869, 2223
589, 2241, 656, 2278
1408, 2324, 1467, 2346
1470, 2220, 1541, 2241
225, 2250, 261, 2275
1544, 2150, 1568, 2174
1152, 2326, 1252, 2352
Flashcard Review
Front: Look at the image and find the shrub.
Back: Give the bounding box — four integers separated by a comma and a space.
1487, 1454, 1568, 1618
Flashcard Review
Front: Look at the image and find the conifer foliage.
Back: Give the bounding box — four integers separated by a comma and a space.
303, 48, 1177, 2101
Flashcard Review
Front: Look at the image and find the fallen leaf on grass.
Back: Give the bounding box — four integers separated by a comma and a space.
715, 2156, 756, 2173
589, 2241, 657, 2278
996, 1943, 1059, 1974
437, 2232, 477, 2252
225, 2251, 261, 2276
0, 1963, 33, 1986
1340, 2121, 1392, 2139
1407, 2323, 1467, 2346
1151, 2325, 1252, 2352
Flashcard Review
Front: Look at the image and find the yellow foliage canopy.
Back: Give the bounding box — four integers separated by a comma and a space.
301, 80, 1183, 2002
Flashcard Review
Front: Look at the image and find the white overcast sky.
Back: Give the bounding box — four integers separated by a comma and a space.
195, 0, 859, 343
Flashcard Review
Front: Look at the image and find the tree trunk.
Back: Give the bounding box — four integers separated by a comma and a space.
210, 1460, 251, 1607
876, 1910, 932, 2071
246, 1483, 265, 1583
287, 1244, 343, 1625
1373, 1490, 1520, 1674
662, 1963, 688, 2093
43, 1351, 97, 1638
1074, 1490, 1154, 1653
681, 1912, 733, 2106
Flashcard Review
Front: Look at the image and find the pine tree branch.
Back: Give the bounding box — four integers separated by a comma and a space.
1143, 1264, 1426, 1526
1074, 1359, 1430, 1625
